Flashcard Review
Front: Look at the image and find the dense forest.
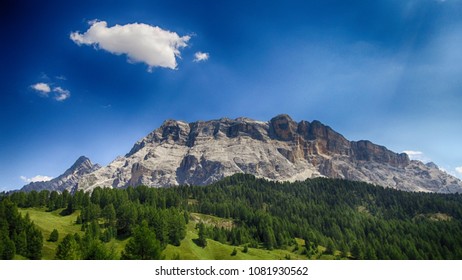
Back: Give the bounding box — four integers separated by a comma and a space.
0, 198, 43, 259
1, 174, 462, 259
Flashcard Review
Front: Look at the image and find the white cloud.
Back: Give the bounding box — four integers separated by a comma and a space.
70, 20, 191, 71
31, 83, 51, 96
53, 87, 71, 101
402, 150, 430, 163
193, 51, 209, 62
30, 79, 71, 101
403, 150, 423, 156
456, 166, 462, 175
20, 175, 54, 183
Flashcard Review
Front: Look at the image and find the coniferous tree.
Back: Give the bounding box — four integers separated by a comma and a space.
231, 247, 238, 256
1, 236, 16, 259
15, 231, 27, 255
102, 204, 116, 227
325, 238, 335, 255
26, 226, 43, 259
56, 234, 80, 260
121, 221, 162, 260
82, 238, 115, 260
196, 222, 207, 248
48, 229, 59, 242
351, 241, 364, 260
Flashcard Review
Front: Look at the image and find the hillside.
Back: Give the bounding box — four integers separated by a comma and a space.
6, 175, 462, 259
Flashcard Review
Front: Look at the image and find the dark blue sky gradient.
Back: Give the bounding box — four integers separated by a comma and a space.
1, 0, 462, 190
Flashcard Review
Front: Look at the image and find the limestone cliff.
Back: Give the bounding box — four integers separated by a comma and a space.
74, 114, 461, 193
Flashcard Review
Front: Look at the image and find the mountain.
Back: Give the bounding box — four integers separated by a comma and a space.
19, 115, 462, 193
21, 156, 101, 192
71, 114, 462, 193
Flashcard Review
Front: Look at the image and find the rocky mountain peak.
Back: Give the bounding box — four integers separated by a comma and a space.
426, 162, 439, 169
159, 119, 190, 144
21, 156, 100, 193
22, 115, 462, 194
65, 156, 94, 173
62, 156, 101, 178
269, 114, 298, 141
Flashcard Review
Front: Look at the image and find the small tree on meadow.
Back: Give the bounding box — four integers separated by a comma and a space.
48, 229, 59, 242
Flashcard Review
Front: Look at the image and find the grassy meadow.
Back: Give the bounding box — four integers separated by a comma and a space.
18, 209, 331, 260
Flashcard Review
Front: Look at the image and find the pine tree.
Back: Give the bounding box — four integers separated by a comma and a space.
121, 221, 162, 260
351, 241, 364, 260
196, 222, 207, 248
48, 229, 59, 242
26, 226, 43, 260
1, 236, 16, 259
263, 227, 276, 250
15, 231, 27, 255
56, 234, 80, 260
102, 204, 116, 227
325, 238, 335, 255
82, 239, 115, 260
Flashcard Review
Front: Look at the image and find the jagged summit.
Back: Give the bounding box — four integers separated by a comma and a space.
63, 156, 98, 176
69, 156, 92, 169
21, 156, 101, 193
20, 115, 462, 193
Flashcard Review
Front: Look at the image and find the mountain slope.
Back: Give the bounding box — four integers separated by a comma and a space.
75, 115, 462, 193
21, 156, 101, 192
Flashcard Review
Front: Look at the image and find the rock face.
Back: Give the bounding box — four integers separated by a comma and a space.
73, 114, 461, 193
21, 156, 101, 192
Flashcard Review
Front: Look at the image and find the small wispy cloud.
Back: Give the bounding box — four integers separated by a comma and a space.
193, 51, 209, 62
31, 83, 51, 96
456, 166, 462, 175
70, 20, 191, 71
53, 87, 71, 101
403, 150, 423, 157
30, 79, 71, 101
20, 175, 54, 183
402, 150, 431, 163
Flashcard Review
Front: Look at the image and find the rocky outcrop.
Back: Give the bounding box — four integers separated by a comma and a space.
21, 156, 101, 193
71, 114, 462, 193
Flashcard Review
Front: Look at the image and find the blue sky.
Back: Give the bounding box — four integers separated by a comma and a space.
1, 0, 462, 191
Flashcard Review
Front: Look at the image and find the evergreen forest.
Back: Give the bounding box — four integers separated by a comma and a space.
1, 174, 462, 260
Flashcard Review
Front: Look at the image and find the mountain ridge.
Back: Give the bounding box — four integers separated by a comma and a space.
21, 156, 101, 192
21, 115, 462, 193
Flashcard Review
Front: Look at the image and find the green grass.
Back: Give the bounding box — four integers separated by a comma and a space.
18, 208, 130, 259
13, 254, 28, 260
106, 237, 130, 259
19, 208, 82, 259
163, 216, 308, 260
19, 209, 340, 260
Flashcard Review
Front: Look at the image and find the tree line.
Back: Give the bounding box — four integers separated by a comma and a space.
186, 174, 462, 259
2, 173, 462, 259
